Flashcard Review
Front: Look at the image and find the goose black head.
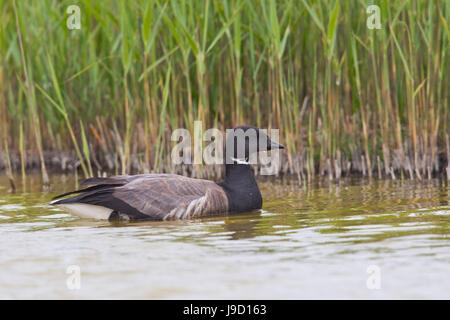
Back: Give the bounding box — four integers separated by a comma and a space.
225, 125, 284, 165
220, 126, 284, 213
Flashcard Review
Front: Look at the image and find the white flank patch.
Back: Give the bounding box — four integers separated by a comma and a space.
53, 203, 113, 220
165, 194, 208, 220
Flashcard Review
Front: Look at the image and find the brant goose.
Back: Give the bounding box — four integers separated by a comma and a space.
50, 126, 284, 221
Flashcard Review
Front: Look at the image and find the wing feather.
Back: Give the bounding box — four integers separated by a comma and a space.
112, 176, 229, 219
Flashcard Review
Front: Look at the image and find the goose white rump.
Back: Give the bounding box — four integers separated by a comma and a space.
51, 200, 112, 220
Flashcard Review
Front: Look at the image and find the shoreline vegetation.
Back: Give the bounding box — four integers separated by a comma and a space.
1, 0, 449, 188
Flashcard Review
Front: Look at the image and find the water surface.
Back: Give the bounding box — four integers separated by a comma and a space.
0, 174, 449, 299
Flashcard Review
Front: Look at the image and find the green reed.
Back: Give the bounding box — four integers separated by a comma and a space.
0, 0, 448, 181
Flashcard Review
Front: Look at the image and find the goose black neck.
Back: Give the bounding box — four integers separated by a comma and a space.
218, 163, 262, 214
224, 163, 255, 183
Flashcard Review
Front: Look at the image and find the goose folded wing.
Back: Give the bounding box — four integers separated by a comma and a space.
111, 176, 229, 220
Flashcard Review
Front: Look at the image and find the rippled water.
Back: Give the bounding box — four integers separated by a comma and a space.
0, 174, 449, 299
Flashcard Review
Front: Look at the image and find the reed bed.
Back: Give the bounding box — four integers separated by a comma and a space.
0, 0, 449, 185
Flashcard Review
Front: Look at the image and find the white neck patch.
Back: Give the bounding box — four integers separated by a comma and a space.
230, 157, 249, 165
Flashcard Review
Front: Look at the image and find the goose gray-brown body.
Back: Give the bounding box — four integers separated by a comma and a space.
51, 174, 229, 221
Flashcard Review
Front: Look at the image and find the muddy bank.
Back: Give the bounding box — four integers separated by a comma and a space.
1, 148, 449, 182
